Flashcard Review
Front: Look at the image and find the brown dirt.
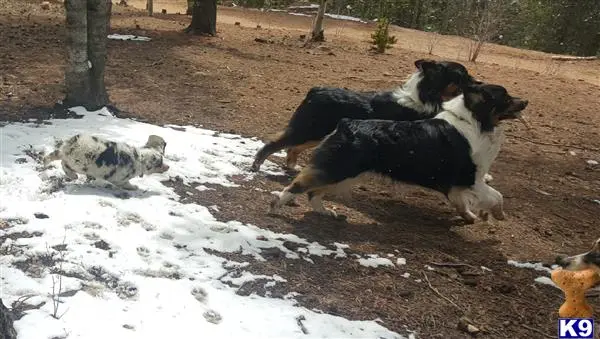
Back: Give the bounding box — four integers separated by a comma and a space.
1, 0, 599, 338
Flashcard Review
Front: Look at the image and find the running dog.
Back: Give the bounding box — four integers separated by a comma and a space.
43, 134, 169, 190
269, 83, 528, 223
251, 59, 479, 172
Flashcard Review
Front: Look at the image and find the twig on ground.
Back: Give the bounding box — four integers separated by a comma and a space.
296, 315, 309, 334
506, 134, 600, 152
429, 262, 477, 269
521, 324, 554, 338
422, 271, 462, 311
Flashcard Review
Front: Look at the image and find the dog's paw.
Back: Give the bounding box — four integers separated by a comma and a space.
492, 209, 506, 221
483, 173, 494, 183
120, 183, 139, 191
268, 197, 281, 215
317, 208, 339, 218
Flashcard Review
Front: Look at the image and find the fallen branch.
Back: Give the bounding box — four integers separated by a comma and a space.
422, 271, 462, 311
551, 55, 597, 61
506, 134, 600, 152
521, 324, 554, 338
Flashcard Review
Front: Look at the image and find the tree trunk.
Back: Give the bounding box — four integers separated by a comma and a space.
185, 0, 217, 35
0, 299, 17, 339
146, 0, 153, 16
87, 0, 110, 109
311, 0, 327, 42
410, 0, 421, 28
64, 0, 91, 107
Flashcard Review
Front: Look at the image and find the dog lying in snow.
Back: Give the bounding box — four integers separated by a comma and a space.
43, 134, 169, 190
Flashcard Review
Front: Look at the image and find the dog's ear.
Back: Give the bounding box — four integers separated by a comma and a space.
145, 135, 167, 154
415, 59, 437, 72
463, 84, 496, 132
463, 84, 486, 106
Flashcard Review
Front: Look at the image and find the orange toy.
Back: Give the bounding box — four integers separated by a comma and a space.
551, 268, 600, 318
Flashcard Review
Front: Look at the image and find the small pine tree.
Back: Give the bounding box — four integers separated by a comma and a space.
371, 17, 397, 53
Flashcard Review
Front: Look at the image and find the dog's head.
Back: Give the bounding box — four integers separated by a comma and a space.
555, 238, 600, 273
142, 135, 169, 174
463, 83, 528, 132
144, 135, 167, 154
415, 59, 479, 103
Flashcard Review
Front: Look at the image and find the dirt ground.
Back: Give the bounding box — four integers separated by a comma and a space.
1, 0, 599, 338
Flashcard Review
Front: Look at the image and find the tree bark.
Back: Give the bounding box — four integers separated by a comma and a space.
310, 0, 327, 42
185, 0, 217, 35
87, 0, 110, 109
64, 0, 90, 107
0, 299, 17, 339
106, 0, 112, 31
146, 0, 153, 16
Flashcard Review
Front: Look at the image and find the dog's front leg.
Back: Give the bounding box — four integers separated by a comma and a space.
308, 191, 337, 218
484, 184, 505, 220
115, 181, 139, 191
269, 188, 297, 214
448, 187, 477, 224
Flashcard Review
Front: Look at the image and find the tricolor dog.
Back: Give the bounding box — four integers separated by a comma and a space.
251, 59, 479, 172
269, 83, 528, 223
556, 238, 600, 274
43, 134, 169, 190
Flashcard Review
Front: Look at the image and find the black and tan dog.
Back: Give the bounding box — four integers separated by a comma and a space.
269, 83, 528, 223
251, 59, 479, 172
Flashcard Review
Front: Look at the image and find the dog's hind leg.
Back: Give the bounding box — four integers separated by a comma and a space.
448, 187, 477, 224
252, 131, 295, 172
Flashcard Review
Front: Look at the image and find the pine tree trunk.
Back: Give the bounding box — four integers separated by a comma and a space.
185, 0, 217, 35
0, 299, 17, 339
87, 0, 110, 109
64, 0, 90, 107
311, 0, 327, 42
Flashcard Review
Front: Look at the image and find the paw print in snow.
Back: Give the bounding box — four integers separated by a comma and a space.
136, 246, 150, 257
191, 286, 208, 303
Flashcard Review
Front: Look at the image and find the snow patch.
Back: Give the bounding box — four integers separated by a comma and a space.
0, 107, 405, 339
107, 34, 151, 41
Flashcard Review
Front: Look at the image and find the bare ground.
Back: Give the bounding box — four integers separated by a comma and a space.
1, 1, 599, 338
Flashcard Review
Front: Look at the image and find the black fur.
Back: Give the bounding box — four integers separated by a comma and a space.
95, 144, 119, 167
304, 118, 476, 195
276, 83, 528, 220
251, 59, 478, 171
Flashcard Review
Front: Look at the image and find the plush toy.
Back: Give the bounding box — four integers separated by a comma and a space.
551, 268, 600, 318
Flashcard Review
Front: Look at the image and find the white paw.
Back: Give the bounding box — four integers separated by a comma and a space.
484, 173, 494, 183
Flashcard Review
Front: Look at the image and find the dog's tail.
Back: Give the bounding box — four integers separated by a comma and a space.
251, 130, 293, 172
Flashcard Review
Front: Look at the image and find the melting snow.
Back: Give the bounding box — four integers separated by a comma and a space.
107, 34, 151, 41
0, 107, 405, 339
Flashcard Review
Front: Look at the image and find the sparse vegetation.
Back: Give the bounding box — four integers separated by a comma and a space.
370, 17, 397, 53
